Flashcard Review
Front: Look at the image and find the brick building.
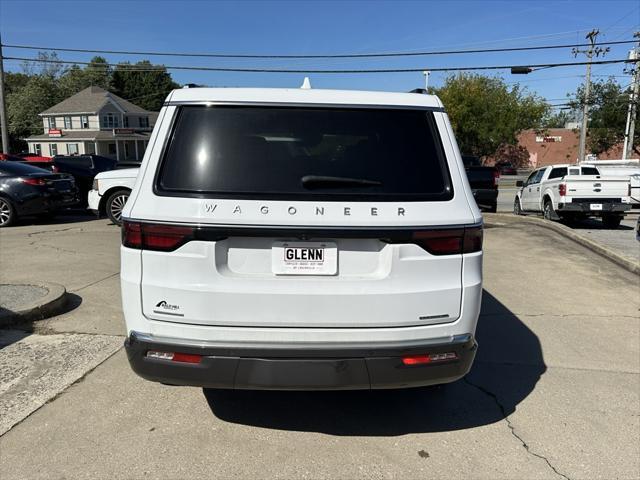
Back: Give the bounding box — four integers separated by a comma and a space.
516, 128, 638, 167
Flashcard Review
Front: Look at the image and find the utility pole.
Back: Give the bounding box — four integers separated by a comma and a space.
573, 29, 609, 163
622, 32, 640, 160
0, 33, 10, 154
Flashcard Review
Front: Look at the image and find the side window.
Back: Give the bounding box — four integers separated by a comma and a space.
548, 167, 567, 180
581, 167, 600, 175
524, 171, 538, 186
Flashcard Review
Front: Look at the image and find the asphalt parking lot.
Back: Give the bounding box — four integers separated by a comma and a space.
0, 212, 639, 479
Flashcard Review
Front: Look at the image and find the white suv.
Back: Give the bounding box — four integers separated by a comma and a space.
121, 87, 483, 390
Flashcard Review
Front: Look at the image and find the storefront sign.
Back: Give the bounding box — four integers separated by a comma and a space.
48, 129, 62, 137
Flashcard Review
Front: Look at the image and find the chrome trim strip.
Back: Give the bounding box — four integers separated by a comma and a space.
123, 219, 483, 231
162, 100, 445, 112
129, 331, 472, 351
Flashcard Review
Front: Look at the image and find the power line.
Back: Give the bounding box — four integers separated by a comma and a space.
2, 40, 637, 60
3, 55, 634, 74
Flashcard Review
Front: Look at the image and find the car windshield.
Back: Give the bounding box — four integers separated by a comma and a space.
156, 106, 453, 201
0, 161, 49, 175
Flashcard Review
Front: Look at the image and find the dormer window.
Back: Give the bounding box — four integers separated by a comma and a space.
64, 116, 72, 129
48, 117, 57, 129
102, 113, 120, 128
81, 115, 89, 129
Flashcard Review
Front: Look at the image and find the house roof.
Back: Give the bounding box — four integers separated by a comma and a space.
40, 86, 152, 115
25, 130, 151, 142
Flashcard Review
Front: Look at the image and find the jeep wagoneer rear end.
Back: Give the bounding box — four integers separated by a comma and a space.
121, 87, 482, 390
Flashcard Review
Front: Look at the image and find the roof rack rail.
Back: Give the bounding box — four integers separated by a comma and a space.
409, 88, 428, 94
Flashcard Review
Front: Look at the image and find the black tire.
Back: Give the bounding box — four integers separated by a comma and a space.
543, 199, 556, 221
513, 198, 522, 215
105, 189, 130, 226
0, 197, 16, 227
602, 214, 622, 229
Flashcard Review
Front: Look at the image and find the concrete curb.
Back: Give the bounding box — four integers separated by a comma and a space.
483, 213, 640, 275
0, 283, 68, 328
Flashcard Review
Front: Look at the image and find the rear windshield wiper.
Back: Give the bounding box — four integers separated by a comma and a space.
301, 175, 382, 189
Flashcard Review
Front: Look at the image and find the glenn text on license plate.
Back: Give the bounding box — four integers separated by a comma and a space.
272, 242, 337, 275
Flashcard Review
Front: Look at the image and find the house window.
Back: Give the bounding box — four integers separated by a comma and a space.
138, 116, 149, 128
124, 116, 129, 127
49, 144, 58, 156
64, 116, 72, 129
34, 144, 42, 155
108, 143, 116, 155
81, 115, 89, 129
102, 113, 120, 128
68, 144, 79, 155
49, 117, 57, 129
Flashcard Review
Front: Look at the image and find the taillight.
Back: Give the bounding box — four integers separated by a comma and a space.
493, 169, 500, 188
122, 221, 142, 248
122, 221, 194, 251
146, 351, 202, 364
409, 226, 483, 255
559, 183, 567, 196
51, 165, 59, 173
21, 177, 47, 186
402, 352, 458, 365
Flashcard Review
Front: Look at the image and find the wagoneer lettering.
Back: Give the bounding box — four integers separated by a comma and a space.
121, 87, 483, 390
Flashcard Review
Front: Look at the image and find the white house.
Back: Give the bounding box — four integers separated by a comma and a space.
25, 86, 158, 161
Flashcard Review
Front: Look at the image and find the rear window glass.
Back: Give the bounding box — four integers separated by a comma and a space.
581, 167, 600, 175
548, 167, 567, 179
156, 106, 452, 201
55, 156, 94, 168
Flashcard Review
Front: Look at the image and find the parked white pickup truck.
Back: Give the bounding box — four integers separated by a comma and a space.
513, 164, 632, 228
87, 168, 139, 225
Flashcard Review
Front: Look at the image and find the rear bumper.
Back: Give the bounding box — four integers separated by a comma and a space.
125, 331, 477, 390
558, 202, 631, 213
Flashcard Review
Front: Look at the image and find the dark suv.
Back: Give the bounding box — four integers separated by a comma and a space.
53, 155, 117, 204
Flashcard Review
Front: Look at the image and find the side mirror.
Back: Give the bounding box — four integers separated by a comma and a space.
516, 180, 524, 187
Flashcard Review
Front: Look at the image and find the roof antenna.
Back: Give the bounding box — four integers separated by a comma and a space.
300, 77, 312, 89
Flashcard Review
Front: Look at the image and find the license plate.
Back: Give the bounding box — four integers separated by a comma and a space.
590, 203, 603, 210
272, 242, 337, 275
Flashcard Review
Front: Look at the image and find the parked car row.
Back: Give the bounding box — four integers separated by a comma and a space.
0, 154, 139, 227
0, 162, 78, 227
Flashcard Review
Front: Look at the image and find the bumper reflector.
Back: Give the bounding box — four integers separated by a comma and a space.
402, 352, 458, 365
147, 351, 202, 364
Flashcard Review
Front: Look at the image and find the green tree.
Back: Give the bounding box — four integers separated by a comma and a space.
542, 110, 573, 129
568, 78, 639, 156
111, 61, 179, 111
6, 74, 61, 151
57, 56, 112, 98
432, 73, 550, 157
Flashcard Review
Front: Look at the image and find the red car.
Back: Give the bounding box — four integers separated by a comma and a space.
1, 153, 57, 172
495, 162, 518, 175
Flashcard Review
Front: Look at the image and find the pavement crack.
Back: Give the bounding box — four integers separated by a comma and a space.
27, 227, 83, 237
464, 376, 571, 480
71, 272, 120, 293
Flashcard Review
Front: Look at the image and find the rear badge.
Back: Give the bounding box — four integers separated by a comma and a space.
153, 300, 184, 317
